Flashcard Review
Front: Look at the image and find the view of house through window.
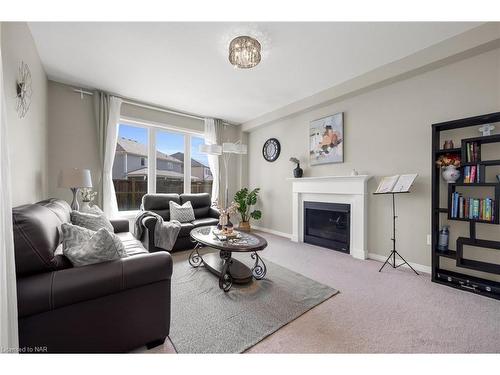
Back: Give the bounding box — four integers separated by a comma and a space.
112, 124, 149, 211
112, 122, 213, 211
156, 130, 185, 194
191, 136, 213, 194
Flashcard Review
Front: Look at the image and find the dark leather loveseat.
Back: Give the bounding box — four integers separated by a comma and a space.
12, 198, 172, 353
140, 193, 219, 252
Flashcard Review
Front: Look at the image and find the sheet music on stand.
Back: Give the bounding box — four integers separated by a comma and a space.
374, 174, 418, 194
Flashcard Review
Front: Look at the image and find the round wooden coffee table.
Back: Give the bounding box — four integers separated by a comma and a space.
189, 226, 268, 292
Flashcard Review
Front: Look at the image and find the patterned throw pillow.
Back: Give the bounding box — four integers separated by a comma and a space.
61, 223, 95, 250
62, 227, 127, 267
80, 204, 104, 216
169, 200, 195, 223
71, 210, 114, 232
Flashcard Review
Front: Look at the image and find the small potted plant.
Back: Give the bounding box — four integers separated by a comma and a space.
234, 188, 262, 231
290, 157, 303, 178
80, 188, 98, 211
436, 154, 461, 183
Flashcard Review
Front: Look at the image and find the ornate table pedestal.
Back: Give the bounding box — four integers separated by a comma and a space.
189, 226, 268, 292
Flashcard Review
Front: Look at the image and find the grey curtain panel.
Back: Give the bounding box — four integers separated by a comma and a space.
93, 91, 110, 207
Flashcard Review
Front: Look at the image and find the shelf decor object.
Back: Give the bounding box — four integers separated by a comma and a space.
432, 112, 500, 300
228, 35, 262, 69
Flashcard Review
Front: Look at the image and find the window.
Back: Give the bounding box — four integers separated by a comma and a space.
112, 120, 210, 211
156, 130, 184, 194
113, 124, 148, 211
191, 136, 213, 195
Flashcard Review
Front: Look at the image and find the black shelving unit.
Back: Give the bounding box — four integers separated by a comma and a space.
432, 112, 500, 300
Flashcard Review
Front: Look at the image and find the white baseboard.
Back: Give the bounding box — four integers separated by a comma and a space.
368, 252, 431, 274
251, 225, 292, 239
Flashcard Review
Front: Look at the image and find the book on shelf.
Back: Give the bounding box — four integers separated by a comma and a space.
463, 165, 481, 183
375, 174, 418, 193
450, 192, 495, 221
464, 141, 480, 163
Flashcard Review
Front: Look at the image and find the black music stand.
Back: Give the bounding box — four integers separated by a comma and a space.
373, 191, 419, 275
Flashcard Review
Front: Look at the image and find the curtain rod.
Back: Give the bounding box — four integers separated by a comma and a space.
71, 87, 237, 125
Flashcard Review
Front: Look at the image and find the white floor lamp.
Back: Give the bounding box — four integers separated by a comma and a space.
199, 140, 247, 208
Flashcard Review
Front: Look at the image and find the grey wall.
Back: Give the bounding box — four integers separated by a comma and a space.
2, 22, 48, 206
247, 48, 500, 269
47, 81, 100, 203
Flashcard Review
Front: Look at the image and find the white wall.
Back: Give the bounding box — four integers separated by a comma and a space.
247, 48, 500, 268
2, 22, 48, 206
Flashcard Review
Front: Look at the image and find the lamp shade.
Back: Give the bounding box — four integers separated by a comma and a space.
222, 142, 247, 154
58, 168, 93, 188
199, 143, 223, 155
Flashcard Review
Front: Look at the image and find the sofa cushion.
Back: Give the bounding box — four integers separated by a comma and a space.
63, 228, 127, 267
13, 199, 72, 277
169, 201, 196, 223
180, 193, 211, 219
178, 222, 195, 237
192, 217, 219, 228
115, 232, 149, 256
70, 210, 114, 232
142, 194, 180, 221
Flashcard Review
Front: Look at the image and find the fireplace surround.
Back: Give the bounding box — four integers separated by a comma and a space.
289, 175, 372, 260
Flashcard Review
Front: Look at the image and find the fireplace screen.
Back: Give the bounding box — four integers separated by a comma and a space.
303, 201, 350, 253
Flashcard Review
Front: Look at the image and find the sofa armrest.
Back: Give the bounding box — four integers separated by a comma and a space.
110, 218, 130, 233
208, 207, 220, 219
17, 252, 172, 318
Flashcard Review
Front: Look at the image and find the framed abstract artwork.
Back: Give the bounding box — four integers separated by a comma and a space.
309, 112, 344, 165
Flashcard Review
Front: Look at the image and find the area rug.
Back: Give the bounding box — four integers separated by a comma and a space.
168, 248, 338, 353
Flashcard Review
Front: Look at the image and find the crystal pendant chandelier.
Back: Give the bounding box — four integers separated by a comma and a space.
228, 36, 261, 69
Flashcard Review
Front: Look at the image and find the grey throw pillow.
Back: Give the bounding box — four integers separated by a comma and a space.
71, 210, 114, 232
169, 200, 195, 223
81, 204, 104, 216
61, 223, 95, 250
62, 226, 127, 267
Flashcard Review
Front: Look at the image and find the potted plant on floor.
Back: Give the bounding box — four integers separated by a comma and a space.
234, 187, 262, 231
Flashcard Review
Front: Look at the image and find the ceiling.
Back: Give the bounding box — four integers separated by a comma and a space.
29, 22, 482, 123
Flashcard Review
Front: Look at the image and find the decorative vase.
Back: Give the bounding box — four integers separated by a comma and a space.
442, 165, 461, 183
238, 221, 251, 232
293, 163, 303, 178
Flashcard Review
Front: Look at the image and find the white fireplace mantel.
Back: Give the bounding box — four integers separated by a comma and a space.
288, 175, 372, 260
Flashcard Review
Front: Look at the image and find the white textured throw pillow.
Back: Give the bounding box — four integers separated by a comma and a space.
80, 204, 104, 216
61, 223, 95, 250
71, 210, 114, 232
62, 226, 127, 267
169, 200, 195, 223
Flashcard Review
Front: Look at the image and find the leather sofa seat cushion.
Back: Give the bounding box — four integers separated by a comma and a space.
180, 193, 211, 219
192, 217, 219, 228
115, 232, 149, 256
178, 222, 194, 237
142, 194, 180, 221
17, 252, 172, 318
13, 199, 72, 277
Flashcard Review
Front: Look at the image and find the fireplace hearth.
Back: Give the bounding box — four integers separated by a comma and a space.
303, 201, 350, 253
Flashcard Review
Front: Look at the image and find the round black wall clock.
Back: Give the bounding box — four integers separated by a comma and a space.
262, 138, 281, 162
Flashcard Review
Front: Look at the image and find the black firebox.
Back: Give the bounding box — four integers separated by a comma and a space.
303, 201, 350, 253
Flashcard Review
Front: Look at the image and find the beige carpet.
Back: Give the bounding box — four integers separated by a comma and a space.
140, 231, 500, 353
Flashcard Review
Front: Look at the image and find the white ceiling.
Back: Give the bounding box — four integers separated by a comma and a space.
29, 22, 482, 123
